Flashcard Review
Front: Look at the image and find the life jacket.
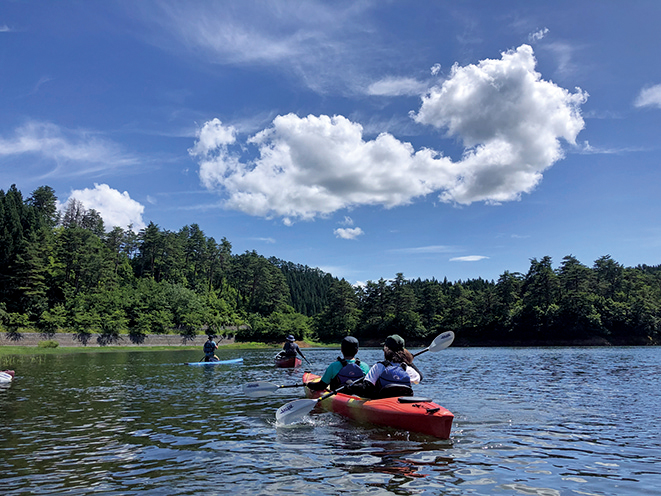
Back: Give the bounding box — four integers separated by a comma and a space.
375, 360, 413, 397
332, 357, 365, 388
282, 341, 298, 356
203, 341, 216, 354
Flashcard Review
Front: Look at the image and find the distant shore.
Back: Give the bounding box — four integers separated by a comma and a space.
0, 332, 235, 348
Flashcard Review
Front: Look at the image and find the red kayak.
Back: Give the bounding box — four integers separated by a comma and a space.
302, 372, 453, 439
274, 352, 302, 368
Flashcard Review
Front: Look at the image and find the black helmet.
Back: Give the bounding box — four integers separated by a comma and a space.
341, 336, 359, 357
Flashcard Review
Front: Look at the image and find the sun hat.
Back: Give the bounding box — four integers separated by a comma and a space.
286, 335, 295, 342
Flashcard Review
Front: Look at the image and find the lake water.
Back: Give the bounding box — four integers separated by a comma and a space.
1, 345, 660, 495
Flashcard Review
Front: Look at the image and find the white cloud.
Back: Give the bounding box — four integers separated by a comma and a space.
0, 121, 140, 178
1, 25, 12, 33
414, 44, 587, 204
63, 183, 146, 231
529, 28, 549, 42
190, 44, 587, 222
450, 255, 489, 262
634, 84, 661, 109
334, 227, 364, 240
340, 216, 354, 226
367, 77, 428, 96
431, 63, 441, 76
388, 245, 457, 254
140, 1, 380, 94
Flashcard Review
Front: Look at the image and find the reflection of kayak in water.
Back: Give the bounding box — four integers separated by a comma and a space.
274, 352, 301, 368
300, 372, 454, 439
0, 370, 15, 383
185, 358, 243, 366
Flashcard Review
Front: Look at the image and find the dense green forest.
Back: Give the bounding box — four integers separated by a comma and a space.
1, 185, 660, 346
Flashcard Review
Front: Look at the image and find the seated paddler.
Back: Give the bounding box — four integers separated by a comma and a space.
346, 334, 422, 399
306, 336, 370, 391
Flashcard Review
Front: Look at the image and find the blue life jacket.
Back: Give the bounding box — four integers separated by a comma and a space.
333, 357, 365, 388
375, 360, 413, 397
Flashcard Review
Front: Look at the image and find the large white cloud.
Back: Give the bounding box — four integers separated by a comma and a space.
63, 184, 146, 231
190, 44, 587, 222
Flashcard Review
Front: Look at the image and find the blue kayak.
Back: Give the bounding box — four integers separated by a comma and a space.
185, 358, 243, 366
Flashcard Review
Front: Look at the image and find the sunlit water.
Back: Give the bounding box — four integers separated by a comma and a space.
1, 346, 660, 495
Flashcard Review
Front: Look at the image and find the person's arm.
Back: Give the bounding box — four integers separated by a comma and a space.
306, 379, 329, 391
406, 364, 421, 385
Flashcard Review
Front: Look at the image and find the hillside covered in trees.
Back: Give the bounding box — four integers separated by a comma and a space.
1, 185, 660, 346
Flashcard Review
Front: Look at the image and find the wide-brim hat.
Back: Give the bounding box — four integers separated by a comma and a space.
286, 335, 295, 342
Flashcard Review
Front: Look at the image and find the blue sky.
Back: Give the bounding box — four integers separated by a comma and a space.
2, 1, 660, 285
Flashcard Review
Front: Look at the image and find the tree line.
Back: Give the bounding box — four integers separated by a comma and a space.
1, 184, 659, 346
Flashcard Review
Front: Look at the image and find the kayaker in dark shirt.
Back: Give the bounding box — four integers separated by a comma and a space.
203, 335, 219, 362
281, 335, 308, 362
346, 334, 422, 399
306, 336, 370, 391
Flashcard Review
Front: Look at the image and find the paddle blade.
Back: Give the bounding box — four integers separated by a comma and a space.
428, 331, 455, 352
243, 381, 278, 398
275, 398, 318, 425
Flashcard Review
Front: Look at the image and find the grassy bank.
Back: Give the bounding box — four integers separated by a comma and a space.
0, 341, 279, 357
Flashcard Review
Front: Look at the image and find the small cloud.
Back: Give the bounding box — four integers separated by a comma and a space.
340, 216, 354, 226
334, 227, 364, 240
529, 28, 549, 42
389, 245, 457, 254
146, 195, 157, 205
634, 83, 661, 109
511, 234, 530, 239
249, 237, 276, 244
430, 63, 441, 76
0, 25, 12, 33
450, 255, 489, 262
367, 77, 428, 96
62, 183, 146, 232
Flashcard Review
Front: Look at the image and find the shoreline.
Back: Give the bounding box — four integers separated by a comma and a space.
1, 332, 235, 348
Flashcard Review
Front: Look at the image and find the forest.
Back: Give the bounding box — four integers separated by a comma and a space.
1, 184, 660, 346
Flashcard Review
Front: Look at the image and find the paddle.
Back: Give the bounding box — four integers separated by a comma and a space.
412, 331, 454, 357
275, 331, 455, 425
243, 381, 306, 398
276, 384, 350, 425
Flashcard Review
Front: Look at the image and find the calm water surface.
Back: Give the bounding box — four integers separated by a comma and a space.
1, 346, 660, 495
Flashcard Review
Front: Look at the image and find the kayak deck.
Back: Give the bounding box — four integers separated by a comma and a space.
302, 372, 453, 439
185, 358, 243, 366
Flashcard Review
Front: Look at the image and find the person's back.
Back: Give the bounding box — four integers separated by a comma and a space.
282, 335, 299, 356
307, 336, 369, 391
203, 336, 218, 361
347, 334, 419, 399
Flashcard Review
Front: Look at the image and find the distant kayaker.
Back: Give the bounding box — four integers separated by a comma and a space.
346, 334, 422, 399
281, 335, 309, 363
203, 335, 219, 362
306, 336, 369, 391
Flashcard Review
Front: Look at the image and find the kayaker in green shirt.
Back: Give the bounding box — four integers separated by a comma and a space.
306, 336, 370, 391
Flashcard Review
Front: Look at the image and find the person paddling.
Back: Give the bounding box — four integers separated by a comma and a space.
280, 335, 309, 364
306, 336, 369, 391
346, 334, 422, 399
203, 335, 219, 362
